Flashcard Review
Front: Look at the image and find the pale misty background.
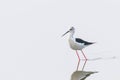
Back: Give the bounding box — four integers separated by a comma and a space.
0, 0, 120, 80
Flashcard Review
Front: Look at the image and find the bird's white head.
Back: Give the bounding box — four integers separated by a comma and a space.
62, 27, 75, 37
69, 27, 75, 33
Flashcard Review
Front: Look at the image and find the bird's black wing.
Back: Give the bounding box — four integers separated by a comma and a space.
75, 38, 94, 45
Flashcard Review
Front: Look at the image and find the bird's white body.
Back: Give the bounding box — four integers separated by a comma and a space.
69, 37, 87, 50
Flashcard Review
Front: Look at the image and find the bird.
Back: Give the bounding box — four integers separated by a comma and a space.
62, 27, 95, 71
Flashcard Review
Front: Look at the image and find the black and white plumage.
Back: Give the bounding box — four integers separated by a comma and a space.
62, 27, 94, 50
62, 27, 95, 71
76, 38, 94, 45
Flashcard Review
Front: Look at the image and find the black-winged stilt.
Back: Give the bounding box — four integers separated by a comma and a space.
62, 27, 95, 71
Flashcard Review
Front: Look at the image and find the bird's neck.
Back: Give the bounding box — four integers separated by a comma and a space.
69, 32, 74, 39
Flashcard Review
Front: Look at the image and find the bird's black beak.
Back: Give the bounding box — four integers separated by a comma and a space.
62, 30, 69, 37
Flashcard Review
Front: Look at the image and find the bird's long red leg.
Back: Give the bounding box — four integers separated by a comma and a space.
82, 60, 87, 71
81, 50, 87, 60
76, 50, 80, 71
81, 50, 88, 71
